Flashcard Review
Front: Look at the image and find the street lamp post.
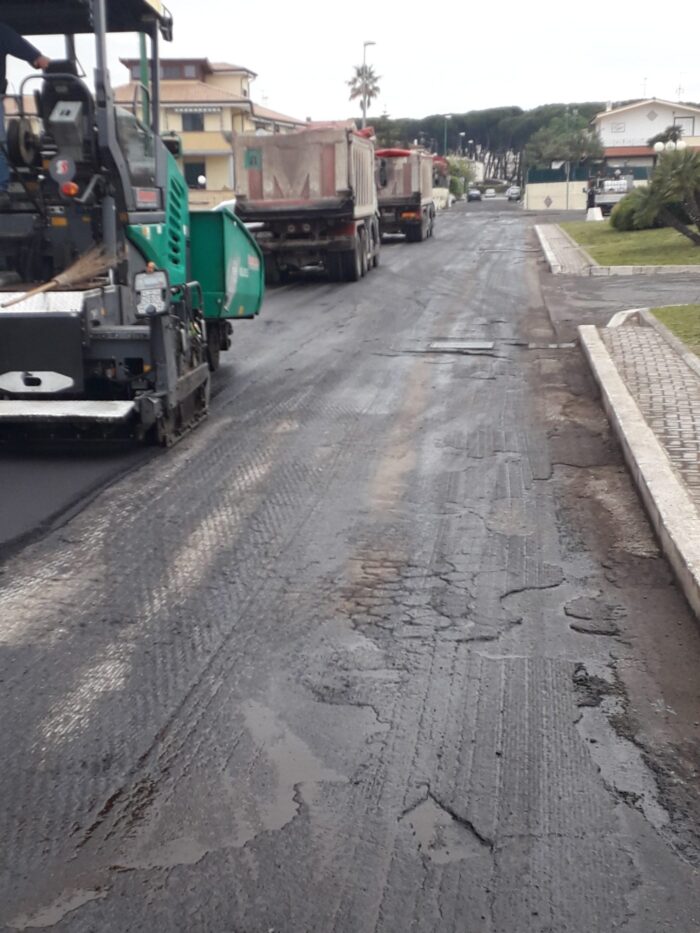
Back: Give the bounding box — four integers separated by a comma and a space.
443, 114, 452, 156
361, 40, 376, 129
653, 137, 685, 167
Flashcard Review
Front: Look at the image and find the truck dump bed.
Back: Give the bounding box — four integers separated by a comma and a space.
375, 149, 433, 206
234, 126, 377, 220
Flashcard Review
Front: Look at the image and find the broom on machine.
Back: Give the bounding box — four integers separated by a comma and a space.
1, 247, 113, 308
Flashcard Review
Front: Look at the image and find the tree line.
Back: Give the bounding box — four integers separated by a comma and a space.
369, 103, 608, 181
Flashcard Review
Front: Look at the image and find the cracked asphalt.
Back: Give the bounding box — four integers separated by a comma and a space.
1, 202, 700, 932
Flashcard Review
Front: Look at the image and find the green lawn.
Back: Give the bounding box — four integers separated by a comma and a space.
652, 305, 700, 356
561, 221, 700, 266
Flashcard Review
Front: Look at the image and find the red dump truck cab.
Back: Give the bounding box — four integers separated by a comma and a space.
375, 148, 436, 242
234, 124, 380, 283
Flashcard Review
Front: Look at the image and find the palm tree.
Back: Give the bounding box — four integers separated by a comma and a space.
347, 65, 381, 124
631, 182, 700, 245
653, 148, 700, 228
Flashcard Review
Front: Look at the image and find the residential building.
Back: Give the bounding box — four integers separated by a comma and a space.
115, 58, 305, 209
593, 98, 700, 169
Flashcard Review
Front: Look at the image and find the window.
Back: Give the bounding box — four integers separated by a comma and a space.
182, 112, 204, 132
115, 107, 156, 187
162, 63, 182, 80
184, 64, 197, 79
131, 65, 140, 80
610, 122, 625, 134
184, 161, 206, 189
674, 116, 694, 136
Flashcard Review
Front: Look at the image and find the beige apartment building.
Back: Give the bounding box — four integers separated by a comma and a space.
115, 57, 304, 208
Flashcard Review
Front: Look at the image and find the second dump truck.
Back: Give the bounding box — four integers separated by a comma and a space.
234, 124, 380, 283
375, 148, 435, 241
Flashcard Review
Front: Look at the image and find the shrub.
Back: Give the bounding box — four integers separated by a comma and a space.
610, 193, 638, 231
449, 176, 464, 198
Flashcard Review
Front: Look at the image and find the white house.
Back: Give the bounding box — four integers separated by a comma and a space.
592, 98, 700, 168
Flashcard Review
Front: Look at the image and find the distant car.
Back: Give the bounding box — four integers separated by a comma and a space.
484, 188, 496, 198
467, 187, 482, 201
506, 185, 521, 201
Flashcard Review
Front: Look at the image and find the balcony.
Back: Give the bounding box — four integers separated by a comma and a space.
178, 131, 233, 154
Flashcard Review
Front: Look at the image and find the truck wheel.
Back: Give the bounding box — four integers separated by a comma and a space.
359, 230, 368, 277
265, 259, 281, 286
207, 323, 221, 372
342, 235, 362, 282
372, 222, 380, 267
327, 254, 342, 281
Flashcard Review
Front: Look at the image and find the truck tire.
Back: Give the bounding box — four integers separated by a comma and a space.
371, 221, 380, 267
207, 322, 221, 372
341, 235, 362, 282
265, 259, 281, 286
326, 253, 343, 282
359, 229, 368, 277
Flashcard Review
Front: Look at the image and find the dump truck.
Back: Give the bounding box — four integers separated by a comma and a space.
0, 0, 264, 444
234, 125, 380, 283
431, 156, 452, 210
375, 148, 435, 241
592, 173, 635, 216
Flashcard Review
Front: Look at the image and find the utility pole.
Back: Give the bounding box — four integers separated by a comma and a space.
443, 114, 451, 156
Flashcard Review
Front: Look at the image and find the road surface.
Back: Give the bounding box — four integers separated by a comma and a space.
1, 202, 699, 932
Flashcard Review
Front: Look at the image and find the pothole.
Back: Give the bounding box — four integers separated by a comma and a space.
399, 792, 492, 864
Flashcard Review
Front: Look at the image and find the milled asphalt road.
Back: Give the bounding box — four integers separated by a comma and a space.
1, 202, 700, 932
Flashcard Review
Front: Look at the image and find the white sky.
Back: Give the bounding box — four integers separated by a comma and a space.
6, 0, 700, 124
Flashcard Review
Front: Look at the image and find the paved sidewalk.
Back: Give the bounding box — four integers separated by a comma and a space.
603, 325, 700, 503
580, 315, 700, 617
535, 224, 592, 274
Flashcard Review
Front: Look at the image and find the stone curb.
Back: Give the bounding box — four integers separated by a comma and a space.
534, 225, 562, 274
579, 323, 700, 619
590, 264, 700, 277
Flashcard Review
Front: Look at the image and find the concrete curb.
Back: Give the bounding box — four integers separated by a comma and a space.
579, 324, 700, 619
534, 225, 562, 274
639, 308, 700, 381
590, 264, 700, 277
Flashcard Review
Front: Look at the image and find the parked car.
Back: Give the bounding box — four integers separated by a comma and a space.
467, 187, 482, 202
484, 188, 496, 198
506, 185, 521, 201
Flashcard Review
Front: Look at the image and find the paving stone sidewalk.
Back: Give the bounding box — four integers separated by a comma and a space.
535, 224, 592, 274
602, 324, 700, 509
581, 318, 700, 616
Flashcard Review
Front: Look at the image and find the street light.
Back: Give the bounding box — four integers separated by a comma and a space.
654, 139, 686, 155
443, 114, 452, 156
459, 131, 466, 155
361, 40, 376, 129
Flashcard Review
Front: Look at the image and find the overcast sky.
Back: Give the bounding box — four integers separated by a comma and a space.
7, 0, 700, 124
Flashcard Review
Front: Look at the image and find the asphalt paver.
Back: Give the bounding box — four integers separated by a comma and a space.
1, 202, 699, 932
